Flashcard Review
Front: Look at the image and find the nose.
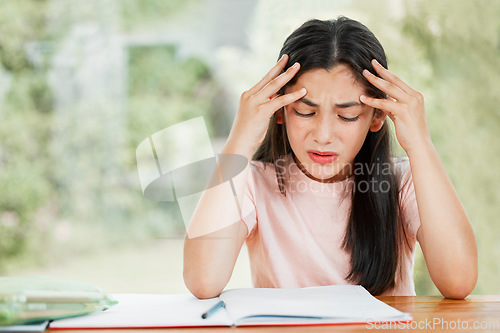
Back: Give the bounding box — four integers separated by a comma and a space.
312, 116, 335, 145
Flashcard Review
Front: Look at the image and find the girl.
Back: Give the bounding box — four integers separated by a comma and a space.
183, 16, 477, 299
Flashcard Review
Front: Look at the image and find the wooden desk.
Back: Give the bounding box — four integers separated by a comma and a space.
48, 295, 500, 332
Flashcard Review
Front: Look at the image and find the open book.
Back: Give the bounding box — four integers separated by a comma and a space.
49, 285, 412, 328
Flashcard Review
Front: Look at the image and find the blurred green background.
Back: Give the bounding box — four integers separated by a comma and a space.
0, 0, 498, 295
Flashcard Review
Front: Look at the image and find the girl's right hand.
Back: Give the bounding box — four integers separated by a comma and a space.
225, 54, 307, 157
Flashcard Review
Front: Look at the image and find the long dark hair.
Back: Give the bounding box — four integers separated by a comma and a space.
253, 16, 410, 295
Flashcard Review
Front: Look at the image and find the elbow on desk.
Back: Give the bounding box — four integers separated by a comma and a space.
183, 270, 224, 299
439, 275, 477, 300
185, 280, 223, 299
188, 287, 222, 300
441, 286, 474, 300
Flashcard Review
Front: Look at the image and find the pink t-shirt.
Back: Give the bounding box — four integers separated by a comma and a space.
241, 154, 421, 296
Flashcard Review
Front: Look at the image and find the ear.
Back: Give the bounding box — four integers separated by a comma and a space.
369, 109, 386, 132
277, 108, 284, 124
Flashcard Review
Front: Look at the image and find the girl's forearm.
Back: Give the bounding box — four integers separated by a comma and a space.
183, 220, 248, 299
183, 140, 252, 299
407, 142, 478, 298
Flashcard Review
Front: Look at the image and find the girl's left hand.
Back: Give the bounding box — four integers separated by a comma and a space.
360, 59, 432, 156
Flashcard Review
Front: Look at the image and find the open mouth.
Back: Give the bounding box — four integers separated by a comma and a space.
307, 151, 338, 165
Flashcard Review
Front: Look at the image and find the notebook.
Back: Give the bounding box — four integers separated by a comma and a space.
49, 285, 412, 328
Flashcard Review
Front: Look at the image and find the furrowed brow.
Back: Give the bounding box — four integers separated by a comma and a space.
298, 97, 319, 108
335, 101, 361, 108
298, 98, 362, 109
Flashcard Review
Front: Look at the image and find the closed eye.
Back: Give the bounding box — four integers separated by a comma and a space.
295, 110, 315, 118
338, 115, 359, 122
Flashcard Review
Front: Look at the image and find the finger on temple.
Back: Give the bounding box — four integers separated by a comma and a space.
360, 95, 399, 117
265, 88, 307, 115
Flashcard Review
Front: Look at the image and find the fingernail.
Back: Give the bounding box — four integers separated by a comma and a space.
279, 54, 286, 61
360, 95, 367, 101
362, 69, 371, 76
292, 62, 300, 69
372, 59, 379, 65
299, 88, 306, 94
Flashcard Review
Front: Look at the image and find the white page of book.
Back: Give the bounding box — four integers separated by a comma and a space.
219, 285, 410, 325
49, 294, 231, 328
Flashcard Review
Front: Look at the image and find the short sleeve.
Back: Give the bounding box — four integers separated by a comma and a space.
240, 162, 258, 237
397, 158, 421, 239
